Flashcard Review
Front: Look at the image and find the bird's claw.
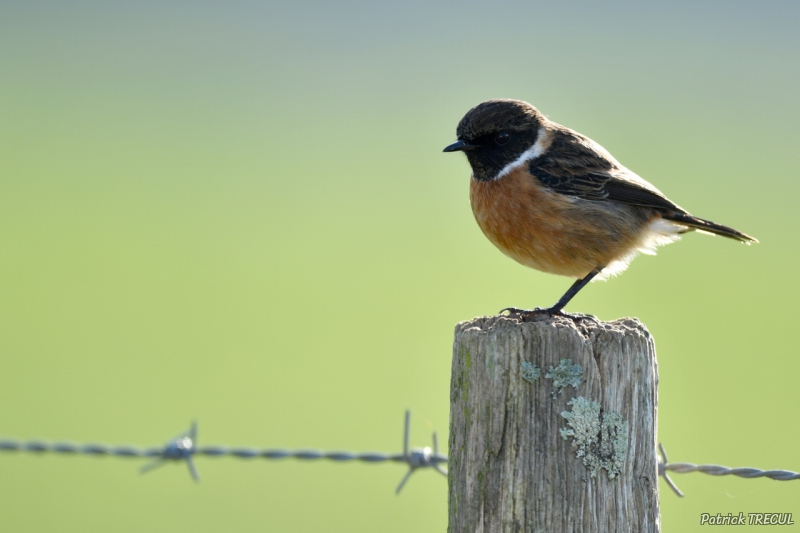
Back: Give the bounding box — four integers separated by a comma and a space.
499, 307, 599, 325
500, 307, 564, 318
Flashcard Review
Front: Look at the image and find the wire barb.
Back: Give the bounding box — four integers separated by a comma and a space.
141, 420, 200, 482
658, 442, 684, 497
394, 410, 448, 495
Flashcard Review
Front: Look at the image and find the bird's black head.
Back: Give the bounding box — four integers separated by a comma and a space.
444, 99, 545, 181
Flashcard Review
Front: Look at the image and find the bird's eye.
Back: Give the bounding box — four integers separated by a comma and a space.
495, 132, 510, 145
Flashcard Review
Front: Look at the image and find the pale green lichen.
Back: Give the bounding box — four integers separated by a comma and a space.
545, 359, 583, 397
560, 396, 629, 480
521, 361, 540, 383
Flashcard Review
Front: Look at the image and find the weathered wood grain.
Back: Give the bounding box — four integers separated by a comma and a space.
448, 314, 659, 533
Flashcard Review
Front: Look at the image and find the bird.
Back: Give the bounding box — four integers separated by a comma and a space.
443, 99, 757, 316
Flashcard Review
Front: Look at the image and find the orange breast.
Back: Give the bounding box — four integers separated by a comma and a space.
469, 168, 648, 278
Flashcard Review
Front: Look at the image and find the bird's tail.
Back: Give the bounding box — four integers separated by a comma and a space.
664, 212, 758, 243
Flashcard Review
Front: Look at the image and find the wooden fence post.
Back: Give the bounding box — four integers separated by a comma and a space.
448, 314, 659, 532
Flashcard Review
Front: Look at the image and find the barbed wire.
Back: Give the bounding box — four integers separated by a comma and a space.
0, 410, 448, 495
657, 442, 800, 497
2, 417, 797, 498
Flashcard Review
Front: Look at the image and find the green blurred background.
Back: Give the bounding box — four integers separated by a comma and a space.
1, 1, 798, 531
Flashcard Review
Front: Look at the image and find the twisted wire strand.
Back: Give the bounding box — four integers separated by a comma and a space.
657, 442, 800, 498
0, 440, 161, 457
0, 440, 448, 464
0, 410, 448, 494
664, 463, 800, 481
3, 433, 796, 497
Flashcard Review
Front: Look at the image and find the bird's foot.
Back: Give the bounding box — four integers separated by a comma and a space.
499, 307, 598, 324
500, 306, 563, 318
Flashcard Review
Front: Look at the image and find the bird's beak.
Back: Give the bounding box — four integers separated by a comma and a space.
443, 140, 477, 153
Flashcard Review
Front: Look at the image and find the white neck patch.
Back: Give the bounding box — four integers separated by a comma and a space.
492, 126, 549, 181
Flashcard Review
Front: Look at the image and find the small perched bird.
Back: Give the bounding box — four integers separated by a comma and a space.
444, 99, 756, 315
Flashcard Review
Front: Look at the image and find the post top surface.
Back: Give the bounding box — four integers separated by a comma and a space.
455, 313, 650, 340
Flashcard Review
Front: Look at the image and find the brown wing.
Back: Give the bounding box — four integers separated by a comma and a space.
528, 127, 757, 242
529, 128, 685, 212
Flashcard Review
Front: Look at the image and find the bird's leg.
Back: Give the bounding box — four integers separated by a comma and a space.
501, 267, 604, 317
547, 267, 603, 313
